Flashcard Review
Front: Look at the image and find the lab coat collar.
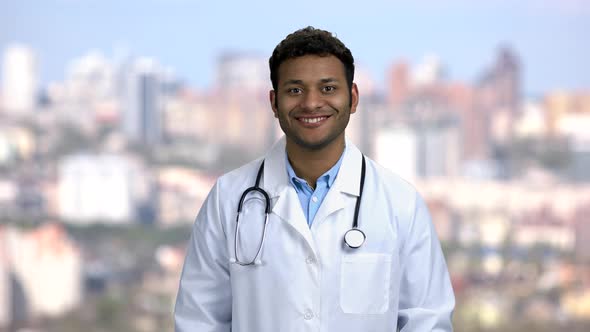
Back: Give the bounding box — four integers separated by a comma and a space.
262, 136, 363, 198
261, 136, 363, 255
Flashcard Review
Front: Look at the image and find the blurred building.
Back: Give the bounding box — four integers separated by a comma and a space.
425, 198, 456, 243
55, 51, 121, 129
478, 46, 521, 116
0, 223, 82, 326
417, 119, 462, 178
479, 213, 510, 249
515, 208, 575, 251
210, 52, 276, 155
418, 178, 590, 222
561, 289, 590, 320
215, 52, 269, 95
540, 91, 590, 181
384, 57, 483, 173
346, 65, 380, 154
58, 154, 150, 224
574, 205, 590, 262
164, 93, 216, 142
346, 93, 383, 156
514, 101, 548, 138
123, 58, 167, 146
157, 167, 215, 226
65, 52, 117, 104
473, 46, 522, 163
411, 55, 445, 88
136, 245, 186, 330
387, 60, 410, 108
0, 226, 10, 328
373, 118, 461, 181
374, 125, 417, 181
545, 91, 590, 135
0, 124, 36, 166
1, 44, 38, 114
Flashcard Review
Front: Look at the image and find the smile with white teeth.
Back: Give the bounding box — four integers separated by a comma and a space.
300, 116, 328, 123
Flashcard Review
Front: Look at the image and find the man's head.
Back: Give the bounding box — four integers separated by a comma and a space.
269, 26, 355, 94
269, 27, 359, 153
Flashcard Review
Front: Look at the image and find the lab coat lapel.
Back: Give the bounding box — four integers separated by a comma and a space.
312, 141, 363, 228
262, 137, 317, 254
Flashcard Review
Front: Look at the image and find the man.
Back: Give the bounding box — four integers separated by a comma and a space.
175, 26, 455, 331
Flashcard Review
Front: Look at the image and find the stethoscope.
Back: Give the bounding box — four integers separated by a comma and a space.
231, 155, 367, 266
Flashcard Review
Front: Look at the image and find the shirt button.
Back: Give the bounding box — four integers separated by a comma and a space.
311, 196, 318, 203
306, 256, 315, 264
304, 309, 314, 320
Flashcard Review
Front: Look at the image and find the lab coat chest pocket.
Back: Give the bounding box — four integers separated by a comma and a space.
340, 253, 392, 314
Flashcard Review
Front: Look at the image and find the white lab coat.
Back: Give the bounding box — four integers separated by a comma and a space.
175, 137, 455, 332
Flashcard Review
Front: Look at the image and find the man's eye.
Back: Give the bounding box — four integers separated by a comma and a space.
323, 86, 335, 92
288, 88, 302, 94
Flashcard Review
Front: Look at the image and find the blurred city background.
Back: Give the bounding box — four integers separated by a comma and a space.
1, 0, 589, 331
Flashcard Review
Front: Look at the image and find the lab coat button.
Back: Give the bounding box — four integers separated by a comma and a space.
304, 310, 314, 320
306, 256, 315, 264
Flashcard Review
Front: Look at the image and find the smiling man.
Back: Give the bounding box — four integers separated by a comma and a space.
271, 53, 358, 189
174, 26, 455, 332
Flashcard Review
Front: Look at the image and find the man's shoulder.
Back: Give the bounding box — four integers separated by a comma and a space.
366, 157, 418, 198
215, 157, 265, 192
364, 157, 426, 226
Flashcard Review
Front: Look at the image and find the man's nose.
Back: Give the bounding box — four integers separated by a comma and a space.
301, 90, 325, 110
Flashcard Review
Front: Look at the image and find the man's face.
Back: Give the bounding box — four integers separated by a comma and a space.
270, 55, 358, 152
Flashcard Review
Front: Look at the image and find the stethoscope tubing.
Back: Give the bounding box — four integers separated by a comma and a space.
233, 155, 367, 265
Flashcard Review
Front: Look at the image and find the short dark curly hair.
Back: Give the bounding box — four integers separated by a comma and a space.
269, 26, 355, 92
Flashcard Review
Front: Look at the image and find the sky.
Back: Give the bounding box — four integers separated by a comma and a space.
1, 0, 589, 97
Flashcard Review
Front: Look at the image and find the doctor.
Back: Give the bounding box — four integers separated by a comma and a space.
175, 26, 455, 331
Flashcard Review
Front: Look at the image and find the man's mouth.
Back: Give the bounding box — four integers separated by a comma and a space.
297, 116, 329, 124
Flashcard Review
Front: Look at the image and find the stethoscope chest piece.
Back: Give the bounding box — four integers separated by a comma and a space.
344, 228, 366, 249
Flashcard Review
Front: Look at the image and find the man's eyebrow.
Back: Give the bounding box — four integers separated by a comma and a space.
281, 79, 304, 87
281, 78, 340, 87
320, 78, 339, 83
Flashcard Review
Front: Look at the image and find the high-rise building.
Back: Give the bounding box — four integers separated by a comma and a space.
471, 46, 521, 157
479, 47, 521, 111
65, 51, 116, 103
387, 61, 410, 108
215, 52, 269, 95
347, 96, 384, 156
213, 53, 275, 155
1, 45, 38, 114
418, 119, 462, 178
490, 47, 521, 113
123, 58, 165, 145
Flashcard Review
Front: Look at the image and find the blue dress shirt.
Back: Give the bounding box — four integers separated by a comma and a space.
286, 148, 346, 227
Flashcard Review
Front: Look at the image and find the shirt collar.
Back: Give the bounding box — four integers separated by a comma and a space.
286, 145, 347, 192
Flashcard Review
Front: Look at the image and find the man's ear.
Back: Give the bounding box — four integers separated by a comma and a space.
270, 90, 278, 118
350, 83, 359, 114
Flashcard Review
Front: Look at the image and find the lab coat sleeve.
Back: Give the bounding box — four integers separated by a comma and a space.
174, 181, 232, 332
397, 192, 455, 331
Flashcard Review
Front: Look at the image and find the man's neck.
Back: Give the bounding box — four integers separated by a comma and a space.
286, 139, 345, 189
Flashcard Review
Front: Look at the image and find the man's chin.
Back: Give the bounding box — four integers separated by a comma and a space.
292, 136, 334, 151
